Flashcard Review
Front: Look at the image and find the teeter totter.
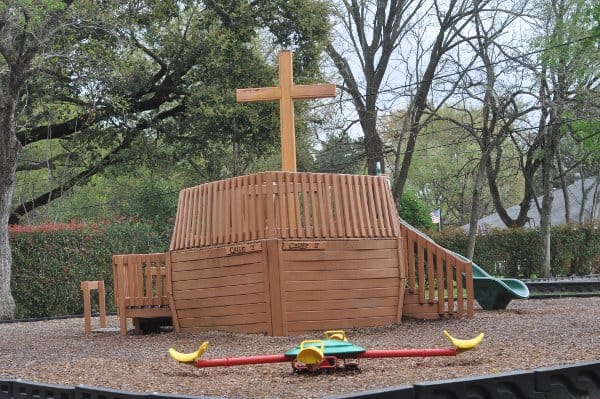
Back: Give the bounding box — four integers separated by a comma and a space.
168, 330, 484, 372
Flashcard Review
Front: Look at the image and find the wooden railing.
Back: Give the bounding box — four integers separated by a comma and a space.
170, 172, 401, 250
399, 221, 474, 318
112, 253, 172, 335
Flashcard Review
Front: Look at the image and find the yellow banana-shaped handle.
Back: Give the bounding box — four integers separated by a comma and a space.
443, 330, 485, 350
169, 341, 209, 363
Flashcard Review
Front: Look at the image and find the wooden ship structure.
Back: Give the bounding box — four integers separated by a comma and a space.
113, 172, 474, 336
112, 51, 474, 337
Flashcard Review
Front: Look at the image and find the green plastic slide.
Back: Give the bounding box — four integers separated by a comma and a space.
471, 263, 530, 310
455, 253, 530, 310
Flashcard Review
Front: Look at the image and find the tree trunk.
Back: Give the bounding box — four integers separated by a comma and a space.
486, 144, 539, 227
326, 42, 385, 176
539, 124, 555, 278
233, 140, 241, 177
0, 187, 16, 319
556, 151, 570, 222
0, 0, 74, 318
0, 98, 19, 319
539, 167, 553, 278
391, 17, 451, 202
592, 177, 600, 220
361, 110, 385, 176
466, 155, 488, 260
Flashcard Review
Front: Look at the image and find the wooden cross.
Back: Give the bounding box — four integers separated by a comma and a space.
236, 50, 336, 172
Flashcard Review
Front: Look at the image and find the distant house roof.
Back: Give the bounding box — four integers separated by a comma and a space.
463, 177, 599, 231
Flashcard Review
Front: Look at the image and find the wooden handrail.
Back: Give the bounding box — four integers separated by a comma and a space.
169, 172, 401, 251
399, 221, 474, 318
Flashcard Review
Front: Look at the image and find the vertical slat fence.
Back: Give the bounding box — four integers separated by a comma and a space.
169, 172, 401, 251
399, 223, 474, 318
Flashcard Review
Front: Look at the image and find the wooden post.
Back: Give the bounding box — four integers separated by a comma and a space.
265, 239, 286, 336
236, 50, 336, 172
396, 236, 407, 324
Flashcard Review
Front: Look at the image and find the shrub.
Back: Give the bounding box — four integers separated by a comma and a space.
9, 219, 600, 319
398, 190, 434, 230
433, 222, 600, 278
10, 220, 167, 319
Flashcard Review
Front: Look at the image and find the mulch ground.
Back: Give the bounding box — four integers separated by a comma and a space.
1, 297, 599, 399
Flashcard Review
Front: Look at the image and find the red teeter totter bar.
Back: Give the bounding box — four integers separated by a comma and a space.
192, 348, 457, 368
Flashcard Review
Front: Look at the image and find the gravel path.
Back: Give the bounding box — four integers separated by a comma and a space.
1, 297, 599, 399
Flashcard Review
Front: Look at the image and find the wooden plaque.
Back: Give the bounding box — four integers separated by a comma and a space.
282, 241, 327, 251
226, 241, 263, 256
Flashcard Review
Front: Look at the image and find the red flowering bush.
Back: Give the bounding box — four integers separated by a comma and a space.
9, 220, 96, 234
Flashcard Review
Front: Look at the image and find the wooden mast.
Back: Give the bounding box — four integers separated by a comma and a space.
236, 50, 336, 172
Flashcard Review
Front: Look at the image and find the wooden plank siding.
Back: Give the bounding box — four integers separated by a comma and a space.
170, 245, 271, 334
166, 238, 411, 335
279, 239, 405, 334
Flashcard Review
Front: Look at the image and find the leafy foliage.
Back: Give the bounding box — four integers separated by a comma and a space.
435, 223, 600, 278
11, 0, 332, 221
10, 220, 167, 319
398, 190, 434, 230
382, 107, 523, 227
20, 167, 180, 237
314, 132, 364, 174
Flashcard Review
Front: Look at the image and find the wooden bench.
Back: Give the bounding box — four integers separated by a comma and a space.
112, 252, 173, 336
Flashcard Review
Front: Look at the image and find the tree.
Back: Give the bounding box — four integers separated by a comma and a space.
529, 0, 600, 276
11, 0, 331, 224
325, 0, 425, 176
398, 190, 434, 230
314, 131, 364, 174
463, 0, 600, 274
1, 0, 331, 318
325, 0, 488, 213
383, 107, 522, 228
439, 0, 536, 258
1, 0, 76, 318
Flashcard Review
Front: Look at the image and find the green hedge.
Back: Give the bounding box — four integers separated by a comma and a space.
432, 222, 600, 278
9, 220, 600, 319
10, 221, 168, 319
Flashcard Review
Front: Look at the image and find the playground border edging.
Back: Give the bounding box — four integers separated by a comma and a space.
412, 370, 545, 398
1, 360, 599, 399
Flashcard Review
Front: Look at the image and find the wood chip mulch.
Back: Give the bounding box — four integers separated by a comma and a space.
1, 297, 599, 399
